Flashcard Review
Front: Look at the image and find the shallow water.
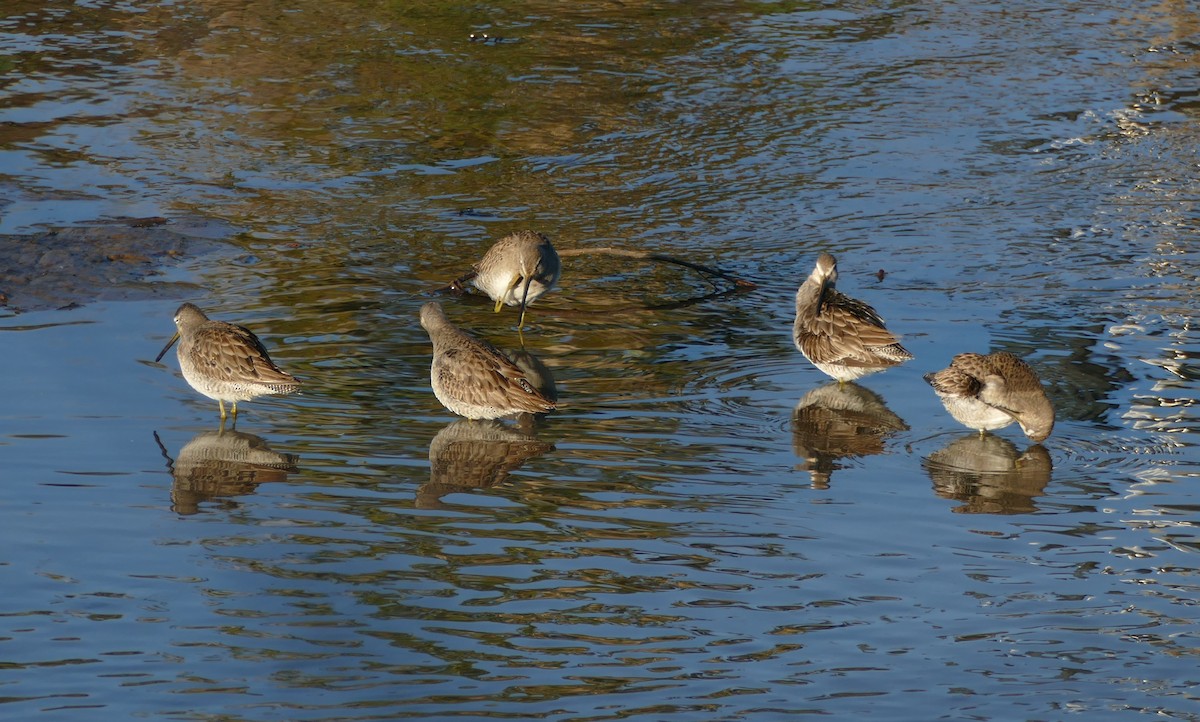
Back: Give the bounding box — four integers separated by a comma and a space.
2, 1, 1199, 720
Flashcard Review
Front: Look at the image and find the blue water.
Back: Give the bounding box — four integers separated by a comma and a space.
2, 1, 1199, 720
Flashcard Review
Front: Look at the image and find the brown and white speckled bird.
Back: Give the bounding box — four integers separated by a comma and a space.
419, 301, 556, 420
793, 252, 913, 382
472, 230, 561, 329
924, 351, 1055, 443
155, 303, 300, 419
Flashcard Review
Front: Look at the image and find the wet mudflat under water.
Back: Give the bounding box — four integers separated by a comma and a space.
2, 1, 1199, 720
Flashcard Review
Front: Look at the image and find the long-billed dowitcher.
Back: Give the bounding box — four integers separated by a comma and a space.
924, 351, 1054, 442
419, 301, 556, 420
155, 303, 301, 419
793, 252, 913, 381
473, 230, 561, 328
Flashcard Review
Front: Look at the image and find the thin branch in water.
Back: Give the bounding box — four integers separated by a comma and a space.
428, 270, 477, 296
558, 247, 758, 289
427, 246, 757, 314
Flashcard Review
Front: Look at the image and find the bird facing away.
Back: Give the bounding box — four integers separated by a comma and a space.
924, 351, 1055, 443
472, 230, 561, 329
155, 303, 301, 420
793, 252, 913, 382
419, 301, 557, 420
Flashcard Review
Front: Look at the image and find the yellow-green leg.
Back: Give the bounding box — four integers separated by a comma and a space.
218, 400, 227, 420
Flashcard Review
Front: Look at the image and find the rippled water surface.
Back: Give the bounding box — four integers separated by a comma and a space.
3, 1, 1199, 720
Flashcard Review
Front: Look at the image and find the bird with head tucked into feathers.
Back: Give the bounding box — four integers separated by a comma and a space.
924, 351, 1054, 443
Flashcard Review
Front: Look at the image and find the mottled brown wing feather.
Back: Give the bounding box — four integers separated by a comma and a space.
189, 323, 299, 389
925, 364, 983, 397
983, 352, 1039, 391
438, 342, 555, 414
949, 352, 990, 375
827, 290, 888, 328
804, 290, 910, 367
976, 352, 1042, 414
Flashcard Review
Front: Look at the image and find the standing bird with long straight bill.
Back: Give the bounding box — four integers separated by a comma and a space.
793, 252, 913, 382
473, 230, 561, 330
155, 303, 301, 420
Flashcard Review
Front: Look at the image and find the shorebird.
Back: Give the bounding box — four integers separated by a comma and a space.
419, 301, 556, 420
924, 351, 1054, 442
793, 252, 912, 381
155, 303, 300, 419
473, 230, 561, 329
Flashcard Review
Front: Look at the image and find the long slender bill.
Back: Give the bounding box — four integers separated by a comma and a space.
517, 275, 533, 330
155, 331, 181, 363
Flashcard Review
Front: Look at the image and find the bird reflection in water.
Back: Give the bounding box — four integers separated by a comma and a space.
923, 434, 1052, 514
418, 419, 555, 508
154, 427, 299, 515
792, 381, 909, 488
